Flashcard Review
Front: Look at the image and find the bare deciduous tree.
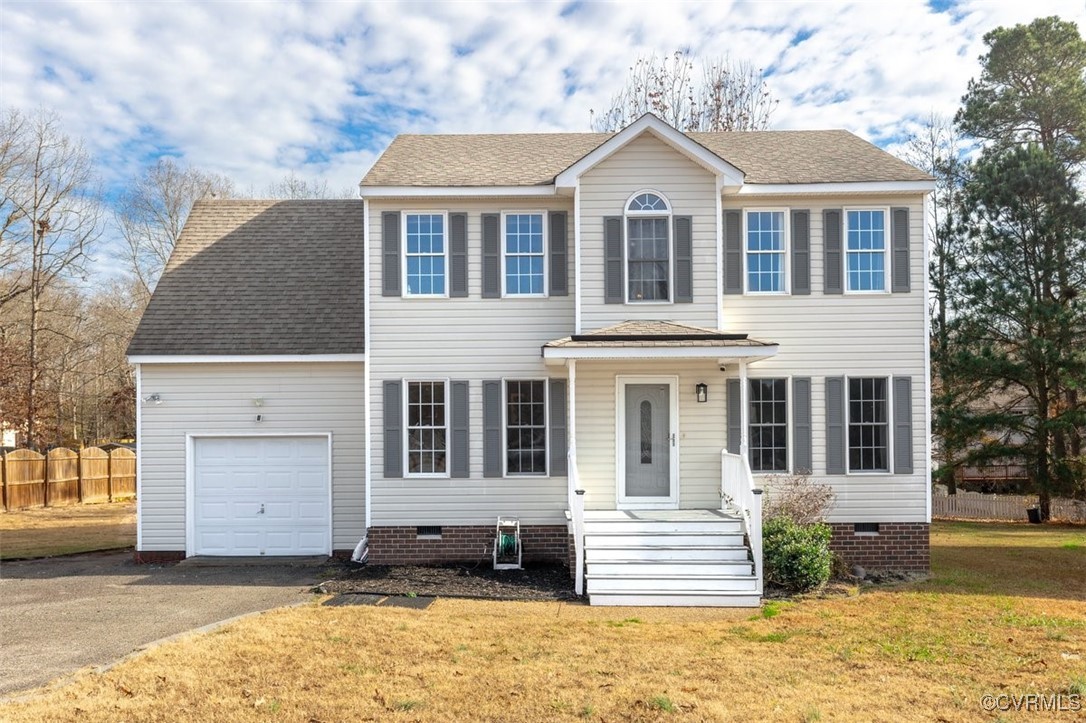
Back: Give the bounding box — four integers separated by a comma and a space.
262, 170, 354, 200
591, 51, 778, 132
0, 107, 103, 448
116, 158, 236, 298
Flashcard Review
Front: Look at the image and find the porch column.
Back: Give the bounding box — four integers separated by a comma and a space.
738, 360, 749, 457
568, 359, 577, 460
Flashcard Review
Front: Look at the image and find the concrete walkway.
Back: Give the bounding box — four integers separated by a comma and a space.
0, 551, 322, 696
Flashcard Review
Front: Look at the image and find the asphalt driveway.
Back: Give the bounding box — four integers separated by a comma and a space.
0, 552, 322, 696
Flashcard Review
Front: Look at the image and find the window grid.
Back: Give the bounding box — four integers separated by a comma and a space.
506, 380, 547, 475
405, 213, 446, 296
407, 381, 447, 475
749, 378, 788, 472
628, 193, 668, 212
504, 213, 545, 295
746, 211, 785, 293
848, 377, 889, 472
627, 217, 670, 301
846, 210, 886, 292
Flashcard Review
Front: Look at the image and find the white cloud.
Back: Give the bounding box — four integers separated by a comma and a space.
3, 0, 1085, 205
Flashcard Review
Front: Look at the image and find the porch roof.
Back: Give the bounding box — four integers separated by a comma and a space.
542, 321, 779, 362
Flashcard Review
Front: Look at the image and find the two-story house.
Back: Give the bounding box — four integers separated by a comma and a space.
127, 114, 934, 606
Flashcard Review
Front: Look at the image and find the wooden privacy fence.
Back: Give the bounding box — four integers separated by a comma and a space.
0, 447, 136, 511
933, 491, 1086, 523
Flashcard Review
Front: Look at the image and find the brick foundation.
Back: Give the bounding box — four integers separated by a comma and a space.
367, 525, 569, 566
828, 522, 930, 572
133, 550, 185, 564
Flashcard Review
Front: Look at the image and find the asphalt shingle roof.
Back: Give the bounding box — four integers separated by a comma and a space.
361, 129, 931, 187
545, 321, 777, 348
127, 200, 365, 356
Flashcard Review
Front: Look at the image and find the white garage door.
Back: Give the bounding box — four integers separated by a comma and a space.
193, 436, 330, 556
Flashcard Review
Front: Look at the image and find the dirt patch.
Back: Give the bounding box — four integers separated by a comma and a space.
317, 561, 579, 602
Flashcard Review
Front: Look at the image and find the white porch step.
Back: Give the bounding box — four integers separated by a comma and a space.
589, 592, 761, 607
583, 519, 742, 534
588, 560, 753, 576
585, 545, 750, 562
585, 532, 746, 548
587, 573, 759, 593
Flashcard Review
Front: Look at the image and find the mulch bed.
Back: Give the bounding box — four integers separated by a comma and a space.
316, 561, 580, 602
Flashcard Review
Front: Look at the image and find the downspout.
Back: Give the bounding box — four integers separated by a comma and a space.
355, 189, 371, 563
574, 181, 582, 335
715, 176, 724, 330
135, 363, 142, 554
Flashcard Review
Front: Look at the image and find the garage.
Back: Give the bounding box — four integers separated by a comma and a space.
191, 436, 331, 556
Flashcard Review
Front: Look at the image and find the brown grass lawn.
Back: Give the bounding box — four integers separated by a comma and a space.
3, 521, 1085, 722
0, 501, 135, 560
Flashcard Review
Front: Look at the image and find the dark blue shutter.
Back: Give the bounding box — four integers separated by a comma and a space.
891, 207, 910, 293
825, 377, 845, 474
382, 212, 401, 297
549, 212, 568, 296
823, 210, 843, 294
792, 377, 812, 474
450, 381, 469, 478
549, 379, 567, 476
383, 381, 403, 478
726, 378, 741, 454
893, 376, 914, 473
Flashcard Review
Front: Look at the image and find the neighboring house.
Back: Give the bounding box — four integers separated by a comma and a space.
127, 114, 934, 606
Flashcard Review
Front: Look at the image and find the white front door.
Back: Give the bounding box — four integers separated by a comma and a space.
191, 436, 330, 556
617, 377, 679, 509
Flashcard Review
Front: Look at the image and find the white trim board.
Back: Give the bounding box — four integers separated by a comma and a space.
184, 432, 334, 558
543, 346, 779, 362
735, 181, 935, 196
129, 354, 366, 364
358, 185, 560, 198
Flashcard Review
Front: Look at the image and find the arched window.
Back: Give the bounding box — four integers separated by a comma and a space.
624, 191, 671, 302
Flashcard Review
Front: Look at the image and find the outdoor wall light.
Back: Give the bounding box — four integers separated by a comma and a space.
695, 383, 708, 403
142, 393, 162, 405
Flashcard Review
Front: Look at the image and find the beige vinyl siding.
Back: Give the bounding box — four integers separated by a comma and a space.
368, 199, 572, 526
138, 362, 366, 551
574, 360, 726, 511
579, 133, 719, 330
722, 194, 929, 523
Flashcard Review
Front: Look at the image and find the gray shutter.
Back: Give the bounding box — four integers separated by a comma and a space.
449, 213, 468, 298
825, 376, 845, 474
726, 378, 741, 454
891, 207, 910, 293
792, 377, 812, 474
383, 380, 403, 478
604, 216, 624, 304
381, 212, 401, 297
791, 210, 811, 295
549, 379, 567, 476
482, 213, 500, 298
549, 212, 568, 296
450, 380, 469, 478
823, 209, 843, 294
723, 210, 743, 294
673, 216, 693, 303
483, 380, 502, 477
893, 376, 914, 474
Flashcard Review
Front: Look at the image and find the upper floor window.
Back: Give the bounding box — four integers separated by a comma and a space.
405, 212, 446, 296
503, 213, 545, 296
845, 210, 887, 293
746, 211, 786, 293
626, 191, 671, 302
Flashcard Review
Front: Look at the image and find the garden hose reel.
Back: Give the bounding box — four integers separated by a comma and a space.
493, 517, 522, 570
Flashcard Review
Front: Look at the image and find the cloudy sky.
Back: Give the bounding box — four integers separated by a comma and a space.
2, 0, 1084, 266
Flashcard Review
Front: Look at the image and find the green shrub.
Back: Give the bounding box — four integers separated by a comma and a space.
762, 517, 832, 593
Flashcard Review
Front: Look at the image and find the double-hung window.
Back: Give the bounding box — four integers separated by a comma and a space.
845, 209, 887, 292
625, 191, 671, 302
749, 378, 788, 472
745, 211, 787, 293
404, 212, 446, 296
406, 380, 447, 476
505, 380, 547, 475
504, 212, 545, 295
847, 377, 889, 472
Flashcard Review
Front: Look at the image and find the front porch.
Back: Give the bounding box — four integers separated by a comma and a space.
544, 321, 778, 607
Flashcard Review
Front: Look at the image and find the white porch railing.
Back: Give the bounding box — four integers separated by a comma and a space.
568, 447, 586, 596
721, 450, 763, 593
